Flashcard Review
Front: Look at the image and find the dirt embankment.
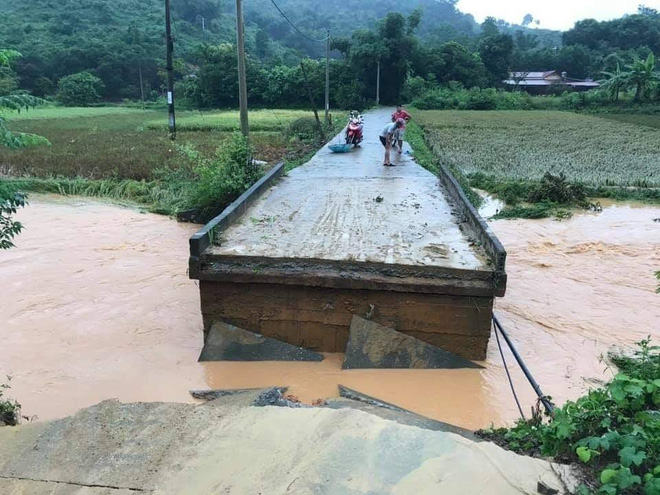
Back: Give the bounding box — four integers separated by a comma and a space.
0, 392, 574, 495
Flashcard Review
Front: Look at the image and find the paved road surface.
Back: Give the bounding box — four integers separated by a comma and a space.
210, 107, 488, 270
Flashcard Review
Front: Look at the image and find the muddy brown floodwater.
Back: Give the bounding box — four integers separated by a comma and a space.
1, 195, 658, 430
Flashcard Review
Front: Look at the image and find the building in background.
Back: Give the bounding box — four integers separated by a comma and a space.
504, 71, 600, 93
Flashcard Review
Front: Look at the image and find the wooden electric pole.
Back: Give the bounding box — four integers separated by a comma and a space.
325, 30, 330, 123
235, 0, 249, 138
138, 62, 145, 109
165, 0, 176, 139
376, 59, 381, 106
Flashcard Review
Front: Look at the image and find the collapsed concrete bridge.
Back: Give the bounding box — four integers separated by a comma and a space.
189, 108, 506, 361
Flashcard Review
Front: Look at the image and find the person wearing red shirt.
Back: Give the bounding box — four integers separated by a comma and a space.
391, 104, 411, 154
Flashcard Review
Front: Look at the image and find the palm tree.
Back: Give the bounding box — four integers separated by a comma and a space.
600, 63, 626, 101
625, 53, 660, 101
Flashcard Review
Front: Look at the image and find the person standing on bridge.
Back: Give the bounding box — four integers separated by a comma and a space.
379, 118, 405, 167
391, 104, 411, 154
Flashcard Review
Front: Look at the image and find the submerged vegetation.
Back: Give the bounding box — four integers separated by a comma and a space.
479, 339, 660, 494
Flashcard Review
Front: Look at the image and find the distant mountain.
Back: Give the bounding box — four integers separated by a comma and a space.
0, 0, 561, 97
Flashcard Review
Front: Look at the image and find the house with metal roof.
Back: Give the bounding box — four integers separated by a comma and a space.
503, 70, 600, 92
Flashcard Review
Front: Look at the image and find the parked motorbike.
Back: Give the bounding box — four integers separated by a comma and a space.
345, 111, 364, 146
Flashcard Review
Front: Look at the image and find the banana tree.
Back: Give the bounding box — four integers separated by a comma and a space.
625, 52, 660, 101
0, 49, 48, 249
0, 50, 49, 148
600, 63, 626, 101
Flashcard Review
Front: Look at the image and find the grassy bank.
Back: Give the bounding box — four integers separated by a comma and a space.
0, 177, 188, 215
478, 340, 660, 495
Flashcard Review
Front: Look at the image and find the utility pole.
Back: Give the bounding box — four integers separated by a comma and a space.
376, 59, 381, 106
202, 17, 205, 31
165, 0, 176, 139
138, 62, 145, 109
235, 0, 249, 138
325, 30, 330, 123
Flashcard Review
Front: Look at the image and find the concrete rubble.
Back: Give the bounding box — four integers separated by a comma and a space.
198, 320, 324, 362
343, 315, 484, 369
0, 391, 575, 495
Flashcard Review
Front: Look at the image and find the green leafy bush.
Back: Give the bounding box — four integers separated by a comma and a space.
478, 340, 660, 494
471, 171, 594, 218
285, 117, 321, 141
191, 133, 263, 215
57, 72, 105, 107
411, 87, 615, 112
528, 172, 588, 205
0, 183, 27, 249
0, 377, 21, 426
413, 87, 548, 111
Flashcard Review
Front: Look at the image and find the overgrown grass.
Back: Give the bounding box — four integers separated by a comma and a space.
478, 339, 660, 495
1, 177, 190, 215
3, 105, 147, 120
145, 109, 319, 132
0, 108, 318, 180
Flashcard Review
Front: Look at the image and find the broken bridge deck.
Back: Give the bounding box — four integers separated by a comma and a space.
189, 108, 506, 360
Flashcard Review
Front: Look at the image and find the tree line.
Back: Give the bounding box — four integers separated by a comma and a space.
1, 0, 660, 108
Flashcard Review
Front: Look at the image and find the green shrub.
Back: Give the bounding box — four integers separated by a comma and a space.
478, 339, 660, 495
56, 72, 105, 107
192, 133, 263, 214
285, 117, 322, 141
401, 75, 436, 102
492, 201, 559, 219
0, 377, 20, 426
412, 87, 551, 111
466, 88, 498, 110
528, 172, 588, 205
0, 183, 27, 249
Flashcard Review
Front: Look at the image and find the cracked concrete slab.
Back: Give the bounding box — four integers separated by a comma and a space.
343, 315, 484, 369
198, 321, 324, 362
330, 385, 476, 440
0, 477, 142, 494
0, 397, 576, 495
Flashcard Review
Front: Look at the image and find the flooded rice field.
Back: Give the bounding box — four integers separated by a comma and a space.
1, 195, 658, 429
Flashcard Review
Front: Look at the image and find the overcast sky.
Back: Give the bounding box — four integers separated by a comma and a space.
457, 0, 660, 31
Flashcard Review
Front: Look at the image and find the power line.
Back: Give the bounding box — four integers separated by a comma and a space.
494, 319, 526, 421
269, 0, 329, 43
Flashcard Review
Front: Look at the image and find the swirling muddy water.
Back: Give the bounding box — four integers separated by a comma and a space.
1, 195, 658, 429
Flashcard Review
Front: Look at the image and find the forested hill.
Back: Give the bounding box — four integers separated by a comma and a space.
0, 0, 559, 99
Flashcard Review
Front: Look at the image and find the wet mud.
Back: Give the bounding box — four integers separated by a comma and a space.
1, 195, 658, 429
